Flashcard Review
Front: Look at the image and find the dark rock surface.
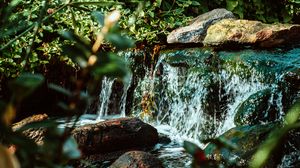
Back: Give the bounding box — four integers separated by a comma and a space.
110, 151, 163, 168
72, 117, 159, 155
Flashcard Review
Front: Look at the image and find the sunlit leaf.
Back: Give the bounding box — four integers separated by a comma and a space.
3, 104, 16, 126
0, 145, 20, 168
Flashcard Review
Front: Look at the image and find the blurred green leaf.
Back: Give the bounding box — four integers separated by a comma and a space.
250, 101, 300, 168
93, 52, 128, 77
226, 0, 239, 11
105, 33, 135, 50
48, 83, 72, 97
63, 137, 81, 159
9, 73, 44, 101
184, 141, 202, 155
92, 11, 105, 26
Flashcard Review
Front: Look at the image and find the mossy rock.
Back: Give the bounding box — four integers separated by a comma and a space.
234, 88, 277, 126
204, 123, 279, 166
161, 48, 213, 67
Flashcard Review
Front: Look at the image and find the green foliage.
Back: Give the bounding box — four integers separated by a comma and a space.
194, 0, 300, 23
116, 0, 197, 43
0, 0, 134, 167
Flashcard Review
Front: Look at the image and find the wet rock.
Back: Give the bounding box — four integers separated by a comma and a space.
234, 88, 277, 126
204, 123, 279, 166
110, 151, 163, 168
72, 117, 158, 155
203, 19, 300, 48
12, 114, 48, 145
167, 9, 235, 43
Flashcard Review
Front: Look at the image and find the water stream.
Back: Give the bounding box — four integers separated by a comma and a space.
63, 47, 300, 167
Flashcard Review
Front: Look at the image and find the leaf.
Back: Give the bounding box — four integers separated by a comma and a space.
63, 137, 81, 159
226, 0, 239, 11
9, 73, 44, 101
184, 141, 207, 165
92, 11, 105, 26
48, 83, 72, 97
60, 31, 91, 49
3, 104, 16, 126
191, 1, 201, 6
250, 101, 300, 168
93, 53, 128, 77
183, 141, 202, 155
71, 1, 124, 7
0, 145, 20, 168
105, 33, 135, 50
156, 0, 162, 7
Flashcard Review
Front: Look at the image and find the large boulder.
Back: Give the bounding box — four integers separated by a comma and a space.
203, 19, 300, 48
110, 151, 163, 168
167, 8, 235, 43
12, 116, 159, 157
72, 117, 158, 155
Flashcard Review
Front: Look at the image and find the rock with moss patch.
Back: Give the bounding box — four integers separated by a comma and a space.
203, 19, 300, 47
167, 8, 235, 43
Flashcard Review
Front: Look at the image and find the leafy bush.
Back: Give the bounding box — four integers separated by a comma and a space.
0, 0, 134, 167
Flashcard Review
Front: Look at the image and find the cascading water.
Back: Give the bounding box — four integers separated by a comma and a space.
67, 47, 299, 167
97, 76, 115, 120
130, 48, 299, 167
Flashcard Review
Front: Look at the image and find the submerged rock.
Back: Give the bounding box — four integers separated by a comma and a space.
203, 19, 300, 47
234, 88, 276, 126
110, 151, 163, 168
204, 123, 279, 166
167, 8, 235, 43
72, 117, 158, 155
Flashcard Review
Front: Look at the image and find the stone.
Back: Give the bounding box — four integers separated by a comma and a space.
12, 114, 48, 145
110, 151, 163, 168
72, 117, 158, 155
167, 8, 235, 43
204, 123, 279, 166
203, 19, 300, 47
234, 88, 276, 126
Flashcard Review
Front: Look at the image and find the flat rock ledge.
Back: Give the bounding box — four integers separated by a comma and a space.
203, 19, 300, 48
167, 9, 300, 48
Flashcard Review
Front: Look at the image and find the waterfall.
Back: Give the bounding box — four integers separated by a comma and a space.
97, 76, 115, 120
132, 49, 289, 147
